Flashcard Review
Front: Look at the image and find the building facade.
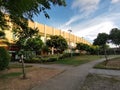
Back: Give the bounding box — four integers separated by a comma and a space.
0, 19, 91, 48
28, 20, 91, 47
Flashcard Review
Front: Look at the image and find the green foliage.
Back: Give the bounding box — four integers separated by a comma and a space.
76, 43, 90, 51
59, 53, 71, 59
0, 12, 8, 30
46, 35, 68, 53
93, 33, 109, 47
24, 57, 42, 63
0, 31, 5, 38
54, 55, 101, 66
24, 55, 58, 63
1, 0, 66, 20
42, 45, 50, 52
25, 35, 43, 51
59, 53, 80, 59
88, 45, 100, 55
109, 28, 120, 46
0, 47, 10, 70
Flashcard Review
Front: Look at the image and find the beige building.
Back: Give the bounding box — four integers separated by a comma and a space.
0, 19, 91, 48
28, 20, 91, 47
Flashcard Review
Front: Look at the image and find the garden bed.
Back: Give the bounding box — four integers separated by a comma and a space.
94, 57, 120, 70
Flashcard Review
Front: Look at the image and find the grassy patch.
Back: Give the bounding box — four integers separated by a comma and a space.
9, 63, 33, 68
51, 55, 102, 66
0, 72, 22, 79
94, 57, 120, 70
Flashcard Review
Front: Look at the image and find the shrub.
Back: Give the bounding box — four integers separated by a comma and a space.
59, 53, 71, 59
24, 57, 42, 63
47, 57, 57, 62
72, 53, 80, 56
0, 47, 10, 70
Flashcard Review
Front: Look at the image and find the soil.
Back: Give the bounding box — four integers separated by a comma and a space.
0, 67, 63, 90
80, 74, 120, 90
107, 59, 120, 68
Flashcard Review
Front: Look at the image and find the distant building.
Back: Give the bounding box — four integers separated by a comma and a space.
28, 20, 91, 47
0, 16, 91, 49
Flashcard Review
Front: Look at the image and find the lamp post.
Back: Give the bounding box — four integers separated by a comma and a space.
68, 30, 72, 56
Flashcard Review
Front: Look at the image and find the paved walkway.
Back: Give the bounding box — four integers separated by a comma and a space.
90, 69, 120, 76
31, 56, 120, 90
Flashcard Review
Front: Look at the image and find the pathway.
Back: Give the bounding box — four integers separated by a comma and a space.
31, 58, 105, 90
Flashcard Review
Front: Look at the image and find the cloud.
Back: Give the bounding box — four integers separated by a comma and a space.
74, 21, 116, 42
59, 0, 120, 44
111, 0, 120, 3
72, 0, 100, 14
71, 12, 120, 43
60, 0, 100, 30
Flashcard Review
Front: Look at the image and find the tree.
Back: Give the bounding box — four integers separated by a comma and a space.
93, 33, 109, 64
0, 47, 10, 70
90, 45, 100, 55
0, 31, 5, 38
46, 35, 68, 54
76, 43, 90, 53
109, 28, 120, 47
25, 35, 43, 53
0, 0, 66, 27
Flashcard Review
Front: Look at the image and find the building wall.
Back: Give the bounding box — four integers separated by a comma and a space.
0, 19, 91, 48
28, 20, 91, 47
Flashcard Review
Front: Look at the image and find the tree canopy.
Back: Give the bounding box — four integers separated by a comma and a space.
109, 28, 120, 46
25, 35, 43, 51
0, 0, 66, 20
76, 43, 90, 51
93, 33, 109, 47
0, 31, 5, 38
46, 35, 68, 53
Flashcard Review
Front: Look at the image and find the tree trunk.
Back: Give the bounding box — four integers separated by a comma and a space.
104, 49, 108, 66
52, 47, 54, 55
21, 54, 26, 79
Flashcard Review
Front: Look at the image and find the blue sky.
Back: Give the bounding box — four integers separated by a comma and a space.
33, 0, 120, 44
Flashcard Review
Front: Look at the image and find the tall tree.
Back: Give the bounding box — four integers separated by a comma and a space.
93, 33, 109, 64
0, 0, 66, 79
109, 28, 120, 47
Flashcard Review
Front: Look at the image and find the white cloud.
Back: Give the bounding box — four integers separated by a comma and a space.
74, 21, 116, 43
60, 0, 100, 30
69, 12, 120, 43
59, 0, 120, 45
111, 0, 120, 3
72, 0, 100, 14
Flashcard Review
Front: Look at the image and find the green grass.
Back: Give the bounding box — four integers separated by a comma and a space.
51, 55, 102, 66
0, 72, 22, 79
9, 63, 33, 68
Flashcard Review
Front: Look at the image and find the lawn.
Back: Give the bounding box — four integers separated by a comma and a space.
94, 57, 120, 70
51, 55, 103, 66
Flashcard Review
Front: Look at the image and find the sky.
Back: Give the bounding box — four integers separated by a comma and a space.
33, 0, 120, 45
